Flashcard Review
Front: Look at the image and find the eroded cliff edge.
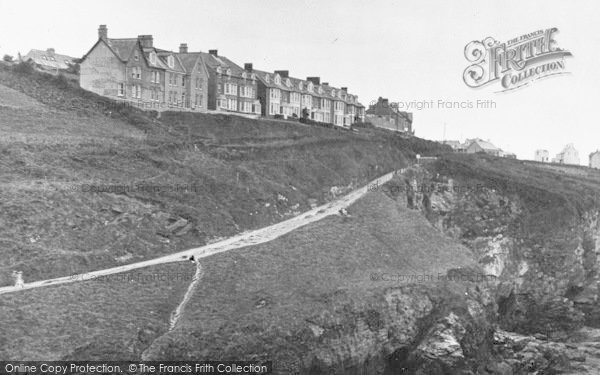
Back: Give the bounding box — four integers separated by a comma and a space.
380, 154, 600, 374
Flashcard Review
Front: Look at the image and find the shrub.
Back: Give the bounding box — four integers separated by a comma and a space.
3, 54, 13, 62
12, 61, 34, 74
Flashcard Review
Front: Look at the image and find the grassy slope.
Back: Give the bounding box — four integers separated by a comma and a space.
0, 188, 477, 365
141, 190, 477, 367
0, 66, 448, 286
0, 262, 193, 360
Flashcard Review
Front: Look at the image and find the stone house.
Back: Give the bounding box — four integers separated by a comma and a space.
589, 150, 600, 169
552, 143, 580, 165
535, 149, 550, 162
80, 25, 208, 111
366, 97, 413, 133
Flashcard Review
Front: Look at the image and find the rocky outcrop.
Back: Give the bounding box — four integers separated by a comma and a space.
378, 159, 600, 373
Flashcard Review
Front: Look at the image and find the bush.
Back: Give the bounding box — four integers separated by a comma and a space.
12, 61, 34, 74
3, 54, 13, 62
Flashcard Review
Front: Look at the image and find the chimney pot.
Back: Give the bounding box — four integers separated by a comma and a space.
179, 43, 188, 53
137, 35, 154, 48
98, 24, 108, 40
209, 49, 218, 56
306, 76, 320, 85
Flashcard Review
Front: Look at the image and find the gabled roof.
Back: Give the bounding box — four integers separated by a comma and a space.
590, 150, 600, 158
22, 49, 76, 70
156, 50, 186, 73
443, 140, 463, 149
176, 53, 200, 73
105, 38, 139, 61
80, 38, 143, 65
468, 139, 500, 151
254, 69, 340, 99
190, 52, 246, 78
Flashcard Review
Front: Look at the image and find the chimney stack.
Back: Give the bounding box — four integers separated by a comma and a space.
47, 48, 55, 55
322, 82, 329, 86
98, 25, 108, 40
244, 63, 253, 72
179, 43, 188, 53
274, 70, 289, 78
209, 49, 218, 56
306, 76, 320, 85
341, 87, 348, 92
138, 35, 154, 48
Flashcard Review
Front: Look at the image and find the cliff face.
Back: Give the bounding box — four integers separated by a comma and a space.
375, 155, 600, 373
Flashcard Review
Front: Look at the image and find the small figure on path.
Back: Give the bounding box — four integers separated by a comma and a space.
12, 271, 24, 288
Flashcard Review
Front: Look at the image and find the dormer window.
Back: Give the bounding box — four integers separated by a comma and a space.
318, 86, 323, 94
226, 68, 231, 77
167, 55, 174, 68
216, 66, 222, 74
265, 74, 270, 83
298, 82, 303, 90
274, 74, 281, 85
307, 82, 313, 91
251, 73, 256, 80
242, 71, 247, 79
150, 52, 156, 64
286, 78, 291, 87
331, 89, 335, 97
134, 52, 139, 61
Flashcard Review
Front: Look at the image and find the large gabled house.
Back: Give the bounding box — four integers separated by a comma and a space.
188, 50, 261, 115
79, 25, 209, 111
254, 69, 305, 120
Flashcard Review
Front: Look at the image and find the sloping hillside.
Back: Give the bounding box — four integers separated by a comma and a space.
0, 64, 447, 287
1, 184, 488, 373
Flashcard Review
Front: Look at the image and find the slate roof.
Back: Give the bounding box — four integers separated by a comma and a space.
22, 49, 76, 70
468, 139, 500, 151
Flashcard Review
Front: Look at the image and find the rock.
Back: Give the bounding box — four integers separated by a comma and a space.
166, 217, 188, 232
174, 223, 192, 236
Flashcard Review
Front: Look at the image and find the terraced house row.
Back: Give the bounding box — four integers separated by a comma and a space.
80, 25, 365, 126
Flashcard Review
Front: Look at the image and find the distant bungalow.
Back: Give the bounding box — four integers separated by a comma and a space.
20, 48, 77, 73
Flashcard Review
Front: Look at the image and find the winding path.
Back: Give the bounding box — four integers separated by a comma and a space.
0, 170, 398, 295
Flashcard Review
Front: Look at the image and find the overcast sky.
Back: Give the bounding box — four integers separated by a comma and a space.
1, 0, 598, 161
